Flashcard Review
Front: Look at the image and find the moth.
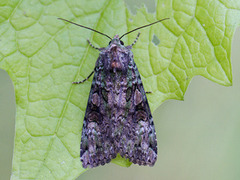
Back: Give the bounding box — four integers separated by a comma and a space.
58, 18, 169, 168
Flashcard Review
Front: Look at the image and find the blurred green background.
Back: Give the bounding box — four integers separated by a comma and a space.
1, 0, 240, 179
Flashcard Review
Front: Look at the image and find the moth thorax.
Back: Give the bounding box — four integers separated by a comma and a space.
111, 60, 121, 69
109, 55, 125, 73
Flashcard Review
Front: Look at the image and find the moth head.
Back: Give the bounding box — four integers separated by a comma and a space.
108, 35, 124, 46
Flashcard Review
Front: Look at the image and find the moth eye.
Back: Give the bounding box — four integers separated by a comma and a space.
120, 40, 124, 45
109, 41, 111, 45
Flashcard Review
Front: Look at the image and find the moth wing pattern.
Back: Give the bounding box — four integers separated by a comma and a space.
80, 46, 157, 168
80, 55, 117, 168
115, 54, 157, 166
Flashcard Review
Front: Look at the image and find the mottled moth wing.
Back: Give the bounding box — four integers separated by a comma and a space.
117, 57, 157, 166
80, 37, 157, 168
80, 55, 117, 168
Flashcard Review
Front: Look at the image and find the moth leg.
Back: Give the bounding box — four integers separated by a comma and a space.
146, 91, 152, 94
72, 70, 94, 84
87, 39, 100, 50
130, 32, 141, 47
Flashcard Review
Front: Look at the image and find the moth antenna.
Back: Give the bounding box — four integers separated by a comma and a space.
58, 18, 112, 40
130, 32, 140, 47
87, 39, 100, 50
119, 18, 170, 40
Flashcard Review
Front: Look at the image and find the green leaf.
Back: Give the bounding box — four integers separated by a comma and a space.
0, 0, 239, 179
